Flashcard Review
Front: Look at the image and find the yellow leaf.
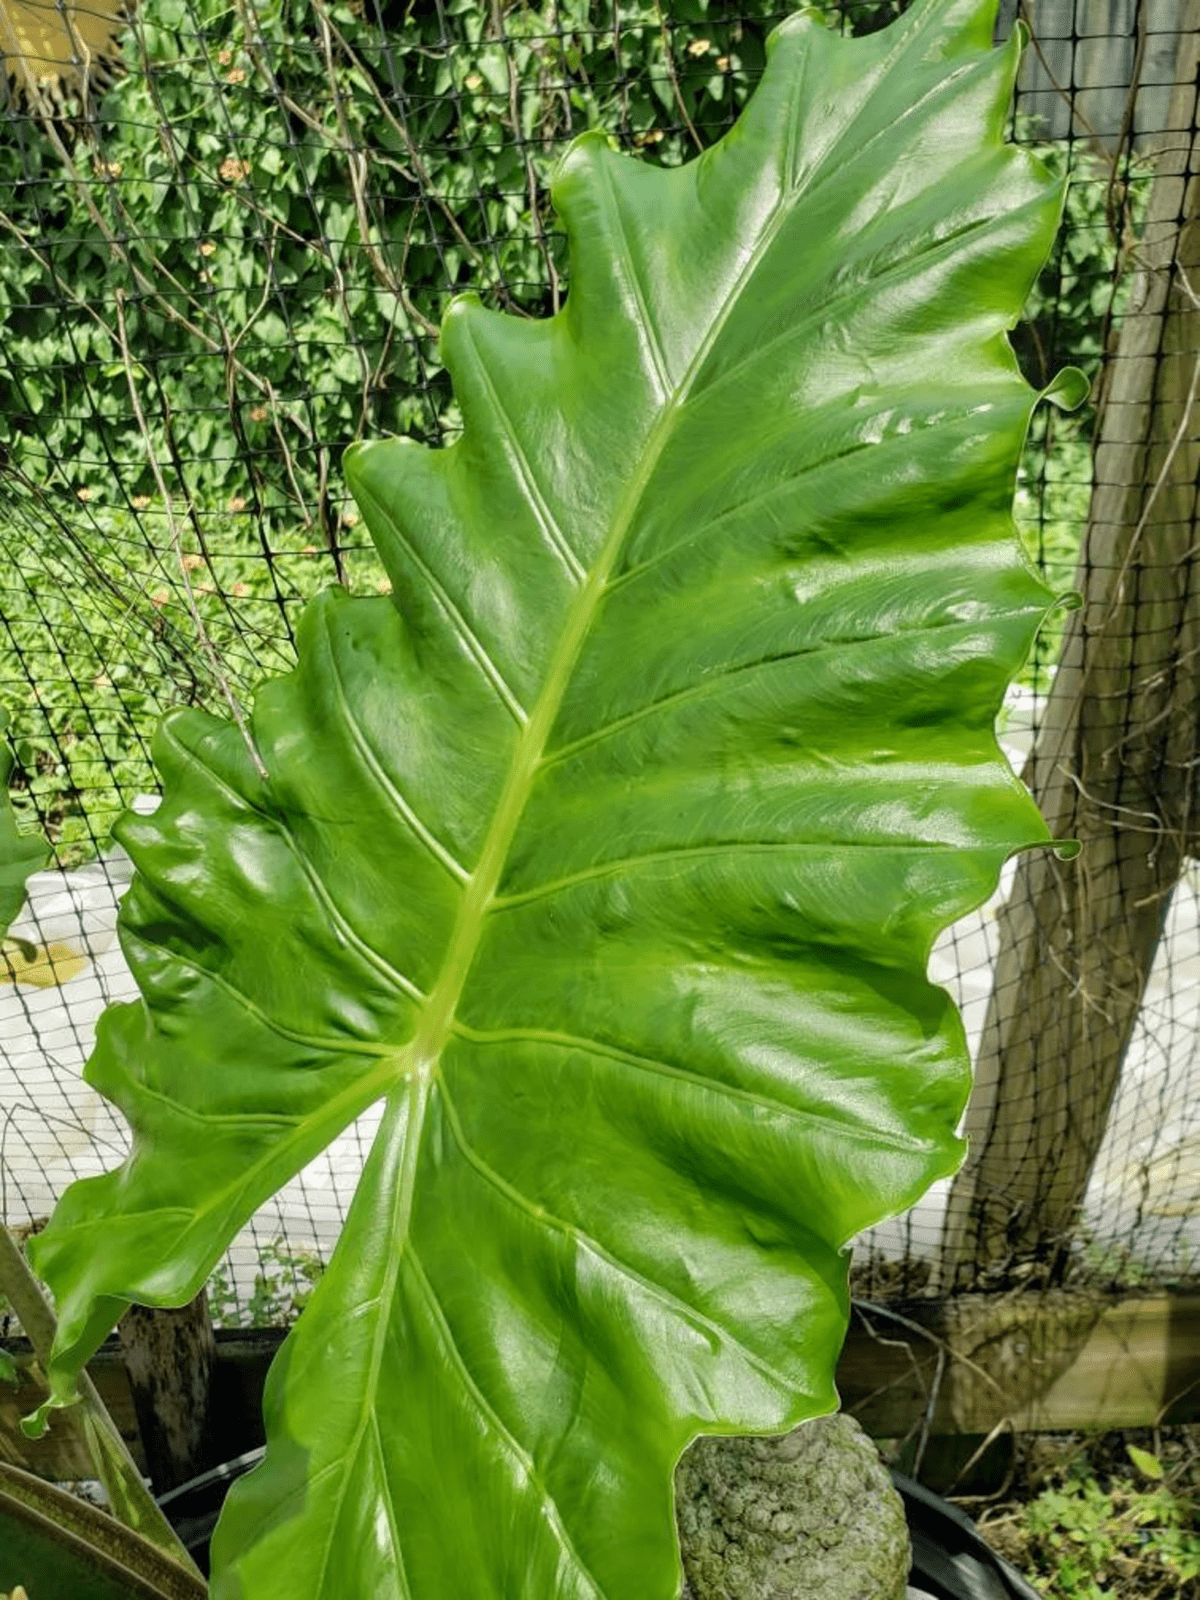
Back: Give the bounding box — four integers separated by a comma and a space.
1127, 1444, 1164, 1480
0, 938, 89, 988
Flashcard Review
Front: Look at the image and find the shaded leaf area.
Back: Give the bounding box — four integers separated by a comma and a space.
0, 1460, 206, 1600
32, 2, 1063, 1596
0, 708, 47, 933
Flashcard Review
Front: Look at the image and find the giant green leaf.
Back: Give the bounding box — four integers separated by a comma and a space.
30, 2, 1077, 1594
0, 709, 48, 936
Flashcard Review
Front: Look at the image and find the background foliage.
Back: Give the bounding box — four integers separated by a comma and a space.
0, 0, 1147, 860
985, 1435, 1200, 1600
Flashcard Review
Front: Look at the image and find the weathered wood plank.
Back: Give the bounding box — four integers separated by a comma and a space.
840, 1292, 1200, 1436
118, 1292, 216, 1493
4, 1295, 1199, 1482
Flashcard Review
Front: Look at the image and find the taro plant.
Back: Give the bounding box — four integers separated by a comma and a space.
23, 1, 1082, 1595
0, 716, 204, 1590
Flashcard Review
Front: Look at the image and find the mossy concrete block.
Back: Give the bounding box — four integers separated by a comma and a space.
675, 1413, 910, 1600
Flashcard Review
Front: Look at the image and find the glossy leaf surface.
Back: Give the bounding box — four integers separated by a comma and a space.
32, 2, 1065, 1595
0, 710, 48, 935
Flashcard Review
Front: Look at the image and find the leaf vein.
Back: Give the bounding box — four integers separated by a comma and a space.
608, 438, 876, 594
368, 1414, 415, 1600
310, 1075, 430, 1600
437, 1086, 795, 1395
542, 612, 1040, 770
792, 41, 983, 211
597, 154, 672, 401
687, 213, 995, 414
459, 318, 588, 585
318, 607, 471, 886
406, 1249, 605, 1600
493, 838, 966, 911
160, 721, 426, 1004
124, 926, 397, 1060
451, 1023, 937, 1155
352, 478, 530, 724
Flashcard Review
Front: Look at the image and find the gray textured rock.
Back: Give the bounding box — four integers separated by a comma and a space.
675, 1414, 910, 1600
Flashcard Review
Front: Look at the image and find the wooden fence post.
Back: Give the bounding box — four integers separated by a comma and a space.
118, 1291, 216, 1494
939, 8, 1200, 1286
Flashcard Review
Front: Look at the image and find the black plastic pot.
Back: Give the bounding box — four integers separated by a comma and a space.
893, 1473, 1041, 1600
156, 1450, 263, 1578
158, 1452, 1041, 1598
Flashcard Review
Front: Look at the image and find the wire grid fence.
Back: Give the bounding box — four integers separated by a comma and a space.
0, 0, 1196, 1323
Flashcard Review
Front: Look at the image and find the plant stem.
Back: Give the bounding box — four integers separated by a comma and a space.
0, 1224, 204, 1578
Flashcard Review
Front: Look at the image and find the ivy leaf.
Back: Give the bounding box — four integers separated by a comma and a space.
0, 710, 49, 938
30, 2, 1073, 1595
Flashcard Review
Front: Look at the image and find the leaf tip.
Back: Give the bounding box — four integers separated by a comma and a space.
1043, 366, 1089, 412
20, 1390, 73, 1439
553, 125, 613, 180
342, 434, 415, 500
764, 6, 828, 55
442, 289, 485, 328
1056, 585, 1084, 615
341, 438, 368, 478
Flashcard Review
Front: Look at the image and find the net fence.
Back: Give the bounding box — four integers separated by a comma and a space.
0, 0, 1196, 1324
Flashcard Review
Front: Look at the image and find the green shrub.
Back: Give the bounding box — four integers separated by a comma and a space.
988, 1443, 1200, 1600
206, 1237, 325, 1330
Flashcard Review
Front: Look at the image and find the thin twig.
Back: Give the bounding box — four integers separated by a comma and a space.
853, 1300, 1015, 1406
493, 0, 561, 314
653, 1, 703, 154
944, 1417, 1018, 1503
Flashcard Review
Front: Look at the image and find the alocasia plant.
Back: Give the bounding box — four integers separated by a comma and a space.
0, 710, 48, 935
27, 1, 1083, 1594
0, 730, 202, 1578
0, 708, 44, 1390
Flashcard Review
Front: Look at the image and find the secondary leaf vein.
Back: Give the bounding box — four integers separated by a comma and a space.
541, 612, 1039, 770
352, 478, 529, 724
492, 838, 969, 912
437, 1085, 795, 1395
318, 607, 472, 886
450, 1023, 937, 1155
159, 720, 426, 1003
459, 318, 588, 585
124, 927, 399, 1058
407, 1249, 605, 1599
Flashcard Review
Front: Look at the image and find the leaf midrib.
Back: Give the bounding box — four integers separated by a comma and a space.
315, 173, 812, 1571
405, 173, 802, 1082
327, 185, 816, 1571
349, 131, 856, 1574
389, 16, 1013, 1090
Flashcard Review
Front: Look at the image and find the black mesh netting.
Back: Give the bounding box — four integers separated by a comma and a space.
0, 0, 1197, 1324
